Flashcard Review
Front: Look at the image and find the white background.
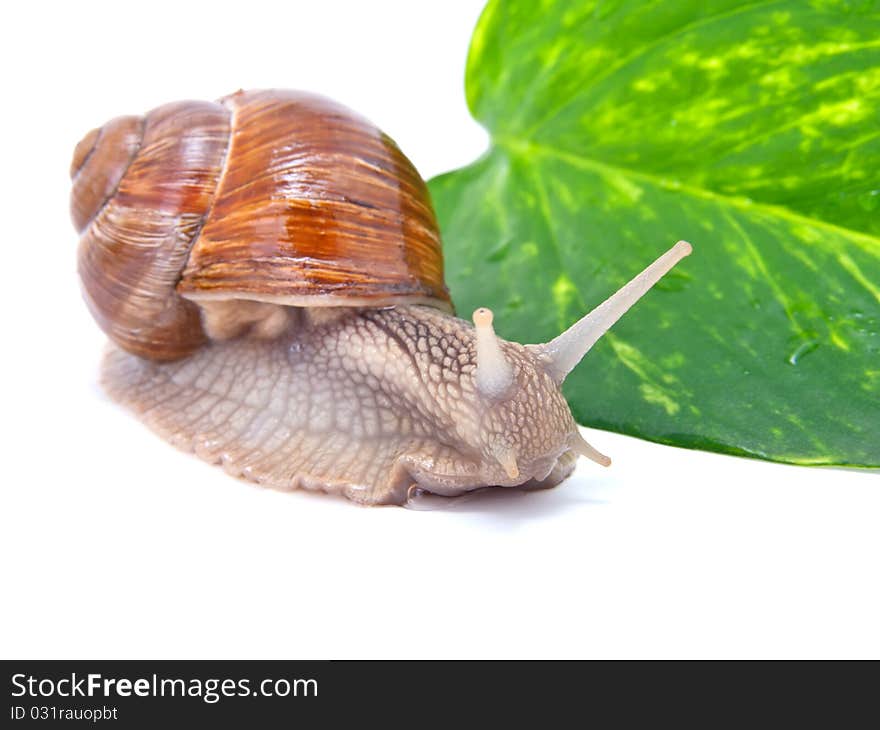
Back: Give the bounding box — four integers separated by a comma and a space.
1, 0, 877, 659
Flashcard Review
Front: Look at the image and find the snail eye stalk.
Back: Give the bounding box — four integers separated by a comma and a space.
530, 241, 693, 384
472, 307, 515, 399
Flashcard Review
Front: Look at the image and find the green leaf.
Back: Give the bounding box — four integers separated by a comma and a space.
429, 0, 880, 466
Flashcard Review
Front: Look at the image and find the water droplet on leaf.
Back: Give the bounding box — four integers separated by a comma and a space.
787, 339, 820, 365
857, 189, 879, 212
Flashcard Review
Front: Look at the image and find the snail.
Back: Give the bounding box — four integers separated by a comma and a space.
70, 89, 692, 506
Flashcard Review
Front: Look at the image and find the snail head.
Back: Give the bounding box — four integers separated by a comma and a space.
468, 241, 693, 487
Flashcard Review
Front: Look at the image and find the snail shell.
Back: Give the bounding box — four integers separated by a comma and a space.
71, 89, 450, 361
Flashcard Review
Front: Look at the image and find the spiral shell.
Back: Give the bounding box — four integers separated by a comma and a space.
71, 89, 451, 361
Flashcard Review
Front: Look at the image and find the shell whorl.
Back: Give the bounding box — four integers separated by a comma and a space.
73, 102, 229, 360
72, 89, 451, 362
70, 117, 143, 234
179, 90, 450, 309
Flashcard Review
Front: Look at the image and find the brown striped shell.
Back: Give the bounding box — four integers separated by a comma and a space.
71, 89, 451, 361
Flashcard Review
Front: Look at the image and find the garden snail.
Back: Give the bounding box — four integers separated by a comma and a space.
71, 89, 692, 505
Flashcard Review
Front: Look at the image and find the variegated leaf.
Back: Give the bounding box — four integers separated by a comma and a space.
429, 0, 880, 465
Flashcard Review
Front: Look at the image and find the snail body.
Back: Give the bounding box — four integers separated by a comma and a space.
72, 89, 691, 505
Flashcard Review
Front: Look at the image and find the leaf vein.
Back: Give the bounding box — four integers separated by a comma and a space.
498, 138, 880, 253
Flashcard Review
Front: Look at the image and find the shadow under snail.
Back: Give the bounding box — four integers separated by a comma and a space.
70, 89, 692, 506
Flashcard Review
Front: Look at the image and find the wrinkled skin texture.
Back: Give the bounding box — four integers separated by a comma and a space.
102, 305, 580, 505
